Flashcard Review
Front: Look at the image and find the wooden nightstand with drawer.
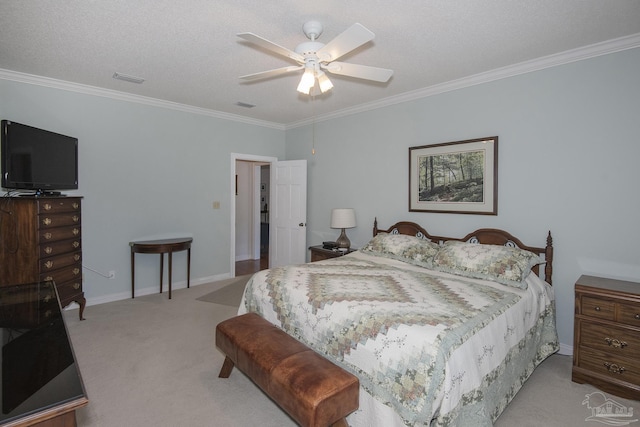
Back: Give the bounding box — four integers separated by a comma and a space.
309, 246, 356, 262
572, 275, 640, 399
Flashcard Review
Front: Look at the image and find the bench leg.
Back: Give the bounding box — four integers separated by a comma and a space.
218, 356, 235, 378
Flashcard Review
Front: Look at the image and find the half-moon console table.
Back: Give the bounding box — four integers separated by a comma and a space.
130, 237, 192, 299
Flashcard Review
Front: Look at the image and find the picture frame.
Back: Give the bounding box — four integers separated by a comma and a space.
409, 136, 498, 215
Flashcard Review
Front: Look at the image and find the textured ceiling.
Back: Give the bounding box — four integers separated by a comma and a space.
1, 0, 640, 127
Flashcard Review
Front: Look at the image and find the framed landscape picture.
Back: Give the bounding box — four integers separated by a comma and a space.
409, 136, 498, 215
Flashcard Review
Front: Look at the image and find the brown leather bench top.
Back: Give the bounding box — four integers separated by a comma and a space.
216, 312, 359, 427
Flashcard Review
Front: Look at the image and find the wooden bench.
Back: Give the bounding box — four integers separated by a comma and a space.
216, 313, 359, 427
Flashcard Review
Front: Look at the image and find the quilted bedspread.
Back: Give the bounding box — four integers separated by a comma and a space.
239, 251, 558, 426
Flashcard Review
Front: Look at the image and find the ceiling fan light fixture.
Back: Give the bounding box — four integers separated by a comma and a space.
297, 68, 315, 94
239, 21, 392, 94
317, 71, 333, 93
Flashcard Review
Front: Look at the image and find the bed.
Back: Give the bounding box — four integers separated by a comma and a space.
238, 220, 559, 426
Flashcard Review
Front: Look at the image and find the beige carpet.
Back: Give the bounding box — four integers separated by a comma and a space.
196, 275, 252, 307
63, 278, 639, 427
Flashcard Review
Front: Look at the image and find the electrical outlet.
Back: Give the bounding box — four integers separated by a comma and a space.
108, 270, 116, 279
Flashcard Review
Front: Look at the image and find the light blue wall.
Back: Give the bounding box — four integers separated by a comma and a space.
286, 47, 640, 349
0, 80, 285, 302
1, 48, 638, 349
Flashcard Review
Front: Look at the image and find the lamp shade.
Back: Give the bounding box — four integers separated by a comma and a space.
297, 68, 315, 94
330, 208, 356, 229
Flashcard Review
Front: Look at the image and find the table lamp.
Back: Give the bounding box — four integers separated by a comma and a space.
330, 208, 356, 250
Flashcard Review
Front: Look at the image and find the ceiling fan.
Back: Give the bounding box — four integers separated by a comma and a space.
237, 21, 393, 95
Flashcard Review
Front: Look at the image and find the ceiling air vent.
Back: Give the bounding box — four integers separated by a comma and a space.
112, 72, 145, 84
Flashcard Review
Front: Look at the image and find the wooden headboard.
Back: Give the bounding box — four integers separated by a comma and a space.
373, 218, 554, 285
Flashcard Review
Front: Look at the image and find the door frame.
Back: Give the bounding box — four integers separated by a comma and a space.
230, 153, 277, 277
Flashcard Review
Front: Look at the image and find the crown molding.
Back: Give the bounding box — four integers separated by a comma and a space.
2, 32, 638, 131
286, 32, 640, 129
0, 69, 286, 131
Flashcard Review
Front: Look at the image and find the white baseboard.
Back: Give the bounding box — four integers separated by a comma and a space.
63, 273, 233, 310
558, 342, 573, 356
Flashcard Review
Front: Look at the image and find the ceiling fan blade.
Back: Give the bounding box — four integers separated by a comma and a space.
239, 65, 303, 81
237, 32, 305, 63
323, 62, 393, 82
317, 23, 375, 62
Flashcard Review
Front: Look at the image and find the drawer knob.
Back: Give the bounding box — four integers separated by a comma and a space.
44, 261, 54, 269
72, 215, 80, 222
43, 217, 52, 226
74, 254, 81, 261
73, 268, 80, 275
44, 246, 53, 254
594, 306, 601, 311
635, 314, 640, 320
603, 362, 626, 375
44, 276, 53, 281
73, 282, 80, 290
73, 241, 80, 248
73, 202, 79, 209
604, 338, 628, 348
44, 203, 52, 211
73, 228, 80, 235
44, 232, 53, 240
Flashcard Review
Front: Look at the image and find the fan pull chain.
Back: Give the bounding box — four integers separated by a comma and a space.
311, 94, 316, 155
312, 120, 316, 155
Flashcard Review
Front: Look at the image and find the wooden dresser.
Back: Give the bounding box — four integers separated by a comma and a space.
0, 196, 85, 320
572, 275, 640, 399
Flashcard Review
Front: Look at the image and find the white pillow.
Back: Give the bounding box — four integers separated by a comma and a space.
432, 241, 543, 288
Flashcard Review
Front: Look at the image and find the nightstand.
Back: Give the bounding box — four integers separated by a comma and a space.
572, 275, 640, 400
309, 246, 357, 262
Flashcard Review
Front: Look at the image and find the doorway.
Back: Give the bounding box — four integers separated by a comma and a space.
230, 155, 308, 278
235, 161, 269, 276
230, 154, 277, 277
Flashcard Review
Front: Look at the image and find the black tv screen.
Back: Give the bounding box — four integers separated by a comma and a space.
1, 120, 78, 193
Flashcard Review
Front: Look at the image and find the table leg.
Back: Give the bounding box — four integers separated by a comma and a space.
131, 250, 135, 298
160, 253, 164, 294
187, 248, 191, 289
168, 250, 173, 299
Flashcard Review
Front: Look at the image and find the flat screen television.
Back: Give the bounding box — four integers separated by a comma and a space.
1, 120, 78, 195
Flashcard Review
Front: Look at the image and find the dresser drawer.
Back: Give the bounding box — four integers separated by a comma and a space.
39, 238, 82, 258
37, 198, 81, 214
40, 263, 82, 284
39, 226, 81, 243
619, 302, 640, 326
578, 347, 640, 386
39, 251, 82, 273
39, 213, 81, 229
579, 321, 640, 354
56, 279, 83, 302
580, 296, 615, 320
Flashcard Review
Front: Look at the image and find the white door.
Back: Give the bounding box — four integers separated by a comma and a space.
270, 160, 307, 267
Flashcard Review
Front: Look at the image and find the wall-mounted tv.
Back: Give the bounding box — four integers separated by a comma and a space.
1, 120, 78, 195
